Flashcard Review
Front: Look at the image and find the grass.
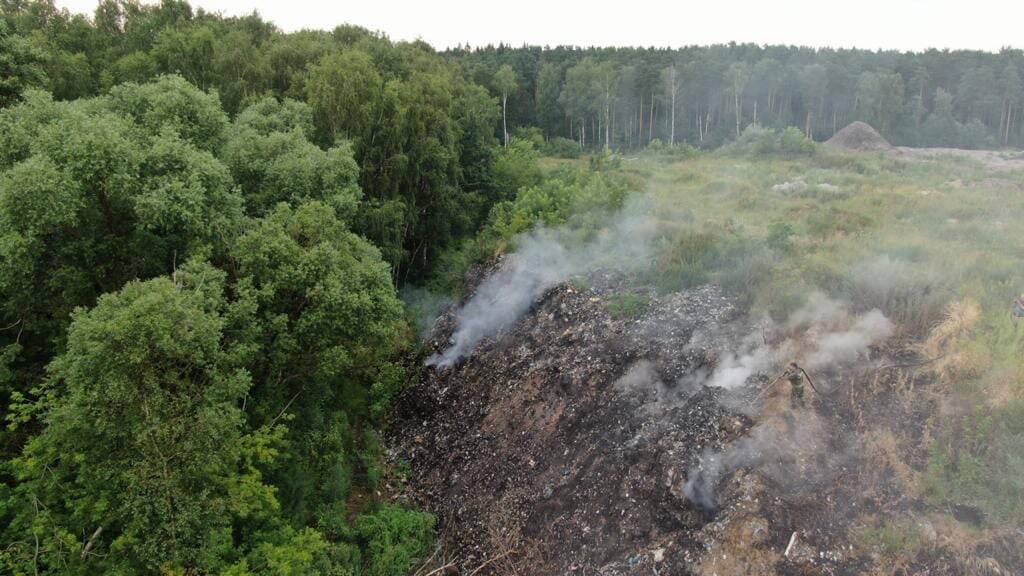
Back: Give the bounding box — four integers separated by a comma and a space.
606, 292, 649, 320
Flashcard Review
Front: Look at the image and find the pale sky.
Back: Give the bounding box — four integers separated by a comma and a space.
55, 0, 1024, 53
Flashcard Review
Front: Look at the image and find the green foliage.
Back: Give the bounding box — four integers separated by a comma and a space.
766, 222, 795, 253
105, 75, 229, 152
224, 98, 361, 218
430, 167, 631, 293
607, 292, 649, 319
232, 201, 404, 525
925, 406, 1024, 525
4, 265, 269, 573
724, 124, 816, 157
643, 138, 699, 160
0, 84, 243, 420
805, 206, 873, 238
0, 19, 47, 108
0, 68, 433, 575
489, 137, 542, 201
351, 504, 435, 576
306, 50, 379, 146
541, 136, 582, 158
856, 519, 923, 556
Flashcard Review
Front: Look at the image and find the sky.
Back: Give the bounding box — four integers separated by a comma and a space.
54, 0, 1024, 53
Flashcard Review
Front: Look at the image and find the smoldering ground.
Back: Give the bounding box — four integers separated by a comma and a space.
426, 195, 658, 368
680, 294, 894, 512
609, 292, 895, 512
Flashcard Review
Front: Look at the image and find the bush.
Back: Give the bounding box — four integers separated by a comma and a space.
490, 138, 542, 201
542, 136, 581, 158
513, 126, 545, 148
724, 124, 816, 157
779, 126, 816, 155
353, 504, 435, 576
766, 222, 795, 253
644, 138, 699, 160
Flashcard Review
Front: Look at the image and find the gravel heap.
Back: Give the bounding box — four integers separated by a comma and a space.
825, 121, 893, 151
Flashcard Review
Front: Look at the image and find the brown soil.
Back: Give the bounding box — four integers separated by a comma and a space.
825, 121, 893, 151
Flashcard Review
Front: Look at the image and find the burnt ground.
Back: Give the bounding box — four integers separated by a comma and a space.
386, 267, 1024, 575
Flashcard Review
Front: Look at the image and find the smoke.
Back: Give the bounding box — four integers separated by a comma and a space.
682, 294, 893, 510
427, 197, 657, 368
700, 293, 893, 392
400, 286, 454, 342
684, 414, 842, 512
804, 308, 893, 370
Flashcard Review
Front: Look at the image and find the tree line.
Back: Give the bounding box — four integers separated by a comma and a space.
451, 43, 1024, 149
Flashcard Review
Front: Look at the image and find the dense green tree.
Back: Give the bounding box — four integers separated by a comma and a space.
0, 19, 47, 107
223, 97, 361, 218
0, 80, 242, 459
230, 201, 405, 525
3, 264, 270, 574
305, 49, 380, 146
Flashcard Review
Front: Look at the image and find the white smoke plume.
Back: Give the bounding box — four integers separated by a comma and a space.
427, 197, 656, 368
702, 293, 893, 391
683, 293, 894, 510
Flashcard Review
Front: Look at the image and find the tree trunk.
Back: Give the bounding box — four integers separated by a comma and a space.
605, 90, 611, 149
502, 93, 509, 147
670, 90, 676, 145
639, 95, 644, 146
649, 93, 655, 142
734, 90, 741, 137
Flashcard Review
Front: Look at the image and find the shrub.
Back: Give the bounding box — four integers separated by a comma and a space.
353, 504, 435, 576
542, 136, 581, 158
766, 222, 795, 253
724, 124, 816, 157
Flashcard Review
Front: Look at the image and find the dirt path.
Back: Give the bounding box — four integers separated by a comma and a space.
896, 146, 1024, 171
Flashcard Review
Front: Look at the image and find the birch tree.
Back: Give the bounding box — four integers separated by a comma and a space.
662, 63, 683, 145
727, 62, 750, 138
494, 64, 518, 147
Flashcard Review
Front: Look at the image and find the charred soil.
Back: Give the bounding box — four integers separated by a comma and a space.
387, 268, 1023, 575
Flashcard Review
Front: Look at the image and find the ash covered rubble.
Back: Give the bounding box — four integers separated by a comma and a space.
387, 269, 809, 575
386, 260, 1024, 575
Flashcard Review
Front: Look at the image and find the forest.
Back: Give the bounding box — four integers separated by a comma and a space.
1, 0, 1022, 574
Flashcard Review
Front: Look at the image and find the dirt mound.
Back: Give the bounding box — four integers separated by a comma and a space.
826, 121, 893, 151
390, 275, 749, 573
387, 266, 1024, 575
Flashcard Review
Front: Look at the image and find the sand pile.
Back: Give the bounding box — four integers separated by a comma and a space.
826, 121, 893, 151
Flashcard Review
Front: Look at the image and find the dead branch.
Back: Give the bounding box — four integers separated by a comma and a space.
269, 390, 302, 427
422, 560, 458, 576
81, 526, 103, 559
469, 549, 517, 575
784, 531, 798, 558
